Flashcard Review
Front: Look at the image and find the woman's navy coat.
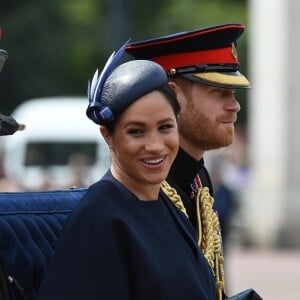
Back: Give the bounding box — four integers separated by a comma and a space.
38, 171, 216, 300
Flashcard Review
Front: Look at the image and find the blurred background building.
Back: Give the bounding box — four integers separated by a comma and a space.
247, 0, 300, 248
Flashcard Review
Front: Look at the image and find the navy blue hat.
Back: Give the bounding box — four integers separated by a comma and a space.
125, 24, 250, 89
86, 42, 168, 126
0, 28, 8, 72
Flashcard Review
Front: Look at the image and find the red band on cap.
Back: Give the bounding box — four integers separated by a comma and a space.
150, 47, 238, 71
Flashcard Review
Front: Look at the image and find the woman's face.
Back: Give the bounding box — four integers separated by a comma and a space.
102, 90, 179, 193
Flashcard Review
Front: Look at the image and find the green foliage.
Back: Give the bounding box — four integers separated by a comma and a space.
0, 0, 249, 124
157, 0, 247, 34
0, 0, 105, 113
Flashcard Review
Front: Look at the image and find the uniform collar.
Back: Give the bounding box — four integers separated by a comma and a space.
168, 147, 204, 191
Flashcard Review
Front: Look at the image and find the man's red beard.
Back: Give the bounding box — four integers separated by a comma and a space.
178, 107, 235, 151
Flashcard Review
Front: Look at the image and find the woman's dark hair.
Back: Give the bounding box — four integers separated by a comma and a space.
157, 84, 180, 117
105, 84, 180, 134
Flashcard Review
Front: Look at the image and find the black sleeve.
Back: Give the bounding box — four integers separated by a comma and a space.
37, 192, 131, 300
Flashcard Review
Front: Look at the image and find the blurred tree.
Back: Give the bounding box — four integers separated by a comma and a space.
0, 0, 106, 113
0, 0, 248, 124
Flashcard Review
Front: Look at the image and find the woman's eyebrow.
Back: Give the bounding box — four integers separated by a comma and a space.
124, 117, 176, 128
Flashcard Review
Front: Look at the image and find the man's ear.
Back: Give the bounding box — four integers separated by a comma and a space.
168, 80, 186, 108
168, 81, 179, 93
168, 80, 186, 102
100, 126, 112, 147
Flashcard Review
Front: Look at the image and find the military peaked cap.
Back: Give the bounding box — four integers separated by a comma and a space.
125, 23, 250, 89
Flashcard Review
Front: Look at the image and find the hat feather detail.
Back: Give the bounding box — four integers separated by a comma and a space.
87, 40, 130, 125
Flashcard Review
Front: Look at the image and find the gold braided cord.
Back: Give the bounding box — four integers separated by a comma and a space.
197, 187, 221, 269
161, 181, 188, 217
196, 187, 225, 300
161, 181, 226, 300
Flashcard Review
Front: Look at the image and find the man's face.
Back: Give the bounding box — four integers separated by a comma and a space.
172, 79, 241, 159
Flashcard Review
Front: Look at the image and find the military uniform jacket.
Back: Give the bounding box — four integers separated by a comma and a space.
167, 147, 214, 229
37, 170, 216, 300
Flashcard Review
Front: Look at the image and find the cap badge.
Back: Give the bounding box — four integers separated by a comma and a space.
168, 68, 177, 75
231, 43, 238, 61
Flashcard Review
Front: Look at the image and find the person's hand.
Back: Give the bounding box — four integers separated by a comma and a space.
0, 114, 25, 136
226, 288, 263, 300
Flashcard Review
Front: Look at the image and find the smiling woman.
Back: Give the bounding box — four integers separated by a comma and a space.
37, 41, 223, 300
35, 42, 184, 299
